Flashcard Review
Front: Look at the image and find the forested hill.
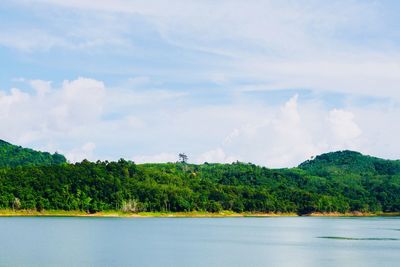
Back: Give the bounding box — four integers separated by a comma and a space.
299, 150, 400, 176
0, 140, 66, 167
0, 141, 399, 215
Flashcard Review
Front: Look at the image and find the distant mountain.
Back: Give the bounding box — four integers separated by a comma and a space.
299, 150, 400, 176
0, 139, 66, 167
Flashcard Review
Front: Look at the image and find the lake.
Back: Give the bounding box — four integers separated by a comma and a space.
0, 217, 399, 267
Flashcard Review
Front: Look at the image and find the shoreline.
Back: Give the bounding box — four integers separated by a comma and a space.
0, 210, 399, 218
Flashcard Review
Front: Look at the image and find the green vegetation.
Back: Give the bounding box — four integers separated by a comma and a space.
0, 140, 66, 167
0, 140, 399, 216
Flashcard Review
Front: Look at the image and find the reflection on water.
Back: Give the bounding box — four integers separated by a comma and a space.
0, 217, 399, 267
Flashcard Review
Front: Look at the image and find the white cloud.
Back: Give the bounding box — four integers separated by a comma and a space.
4, 0, 400, 100
65, 142, 96, 162
329, 109, 362, 140
0, 78, 107, 158
0, 77, 187, 162
196, 148, 238, 164
1, 77, 400, 167
1, 1, 400, 166
132, 153, 177, 163
236, 58, 400, 100
213, 95, 368, 167
29, 80, 52, 96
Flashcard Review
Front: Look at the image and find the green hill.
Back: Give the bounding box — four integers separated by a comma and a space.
0, 141, 399, 215
299, 150, 400, 176
0, 140, 66, 167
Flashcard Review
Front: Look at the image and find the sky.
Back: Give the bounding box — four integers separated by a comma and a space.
1, 0, 400, 167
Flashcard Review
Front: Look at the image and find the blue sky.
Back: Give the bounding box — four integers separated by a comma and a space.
1, 0, 400, 167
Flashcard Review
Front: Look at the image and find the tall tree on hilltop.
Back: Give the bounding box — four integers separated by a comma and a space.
179, 153, 188, 164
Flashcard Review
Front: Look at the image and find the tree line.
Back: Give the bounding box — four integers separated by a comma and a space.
0, 150, 399, 215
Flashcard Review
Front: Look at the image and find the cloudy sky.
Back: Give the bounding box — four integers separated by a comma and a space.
1, 0, 400, 167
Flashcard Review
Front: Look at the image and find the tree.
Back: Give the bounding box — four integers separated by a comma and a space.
12, 197, 21, 210
121, 199, 141, 212
178, 153, 188, 163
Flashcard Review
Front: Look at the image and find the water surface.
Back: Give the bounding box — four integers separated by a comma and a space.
0, 216, 399, 267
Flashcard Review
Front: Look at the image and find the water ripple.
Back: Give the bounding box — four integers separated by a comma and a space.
318, 236, 399, 241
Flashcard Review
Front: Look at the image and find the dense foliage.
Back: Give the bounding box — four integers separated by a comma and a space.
0, 144, 399, 215
299, 150, 400, 175
0, 140, 66, 167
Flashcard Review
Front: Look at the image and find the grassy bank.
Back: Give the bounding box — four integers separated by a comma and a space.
0, 209, 298, 218
0, 210, 399, 218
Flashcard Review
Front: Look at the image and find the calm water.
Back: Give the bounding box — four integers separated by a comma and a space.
0, 217, 399, 267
